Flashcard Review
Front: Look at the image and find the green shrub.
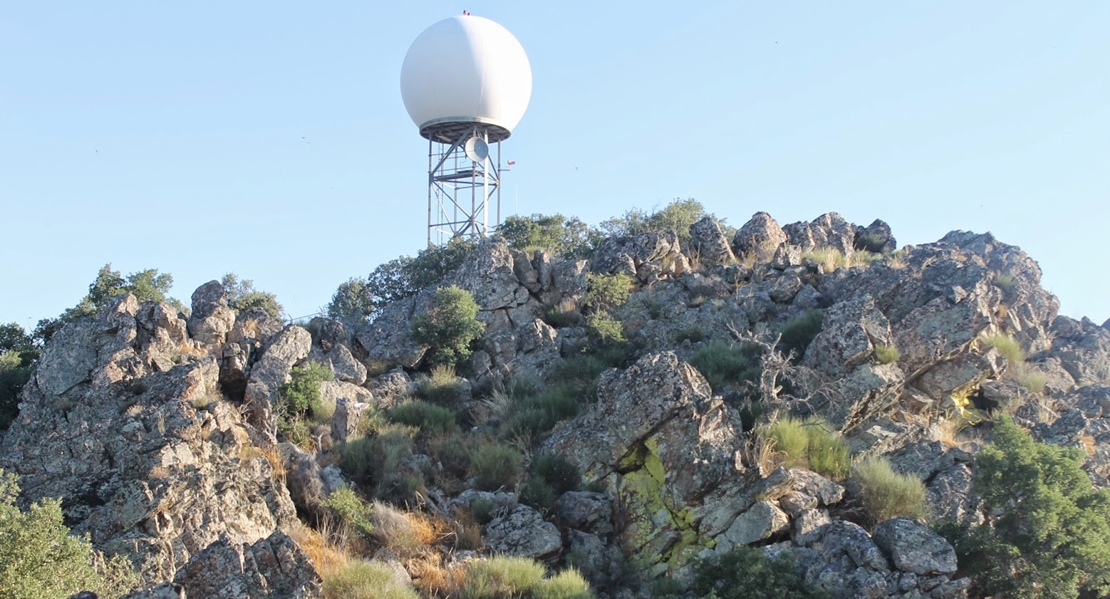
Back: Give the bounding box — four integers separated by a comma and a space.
520, 477, 557, 512
851, 456, 927, 525
689, 340, 762, 392
984, 334, 1024, 364
764, 417, 850, 479
532, 453, 581, 496
584, 273, 634, 311
463, 556, 547, 599
544, 306, 580, 328
324, 487, 375, 540
945, 416, 1110, 599
0, 469, 137, 599
1017, 369, 1047, 394
338, 425, 421, 501
689, 544, 828, 599
470, 497, 496, 523
534, 568, 594, 599
501, 385, 582, 443
416, 364, 464, 406
412, 286, 485, 368
992, 273, 1016, 289
765, 417, 811, 468
674, 327, 707, 344
0, 349, 35, 430
364, 238, 477, 311
221, 273, 283, 320
323, 559, 419, 599
387, 400, 458, 436
598, 198, 713, 245
873, 344, 900, 364
779, 310, 823, 360
497, 214, 598, 260
469, 442, 523, 492
280, 361, 332, 419
327, 277, 377, 325
807, 429, 851, 480
585, 312, 625, 345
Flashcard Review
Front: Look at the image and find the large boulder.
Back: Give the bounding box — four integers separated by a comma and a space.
484, 505, 562, 560
783, 212, 856, 254
169, 531, 321, 598
854, 219, 897, 254
802, 295, 893, 377
592, 231, 686, 283
543, 352, 747, 572
688, 216, 736, 267
1049, 317, 1110, 387
872, 517, 958, 575
187, 281, 236, 346
733, 212, 788, 263
243, 326, 312, 431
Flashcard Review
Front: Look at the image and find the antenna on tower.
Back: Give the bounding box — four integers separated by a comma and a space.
400, 15, 532, 246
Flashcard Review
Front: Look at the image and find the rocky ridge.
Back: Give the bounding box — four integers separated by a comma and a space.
3, 210, 1109, 598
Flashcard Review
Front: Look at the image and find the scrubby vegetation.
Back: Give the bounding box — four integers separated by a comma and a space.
663, 544, 828, 599
943, 416, 1110, 599
0, 323, 37, 430
221, 272, 284, 319
688, 339, 761, 392
412, 286, 485, 368
0, 469, 137, 599
778, 310, 823, 360
851, 456, 928, 526
763, 416, 850, 479
498, 214, 598, 260
278, 361, 333, 448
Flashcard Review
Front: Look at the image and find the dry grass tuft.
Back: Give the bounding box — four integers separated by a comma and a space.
285, 520, 350, 580
370, 502, 448, 559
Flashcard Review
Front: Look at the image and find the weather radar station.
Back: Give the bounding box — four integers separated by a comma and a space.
400, 12, 532, 245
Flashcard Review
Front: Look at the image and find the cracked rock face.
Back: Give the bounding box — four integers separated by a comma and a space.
1, 294, 300, 586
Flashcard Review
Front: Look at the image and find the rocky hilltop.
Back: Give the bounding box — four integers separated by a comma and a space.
4, 211, 1110, 598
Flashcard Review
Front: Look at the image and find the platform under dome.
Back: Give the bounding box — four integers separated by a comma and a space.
400, 15, 532, 143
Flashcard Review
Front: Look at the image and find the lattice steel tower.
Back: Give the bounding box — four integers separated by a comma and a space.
400, 14, 532, 245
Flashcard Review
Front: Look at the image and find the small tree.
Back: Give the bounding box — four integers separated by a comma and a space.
364, 238, 478, 313
497, 214, 599, 259
221, 273, 283, 320
950, 416, 1110, 599
412, 286, 484, 368
327, 277, 376, 325
33, 264, 181, 345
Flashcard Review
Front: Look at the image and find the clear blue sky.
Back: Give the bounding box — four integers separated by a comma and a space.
2, 1, 1107, 330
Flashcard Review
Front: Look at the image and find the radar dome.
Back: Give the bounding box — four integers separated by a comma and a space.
400, 15, 532, 142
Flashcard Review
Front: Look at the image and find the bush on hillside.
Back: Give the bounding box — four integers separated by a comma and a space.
0, 469, 137, 599
221, 273, 283, 320
412, 286, 485, 368
327, 277, 377, 326
778, 310, 823, 360
469, 442, 523, 492
323, 559, 419, 599
689, 340, 762, 392
497, 214, 599, 260
34, 264, 181, 345
685, 544, 828, 599
763, 416, 850, 479
945, 416, 1110, 599
365, 239, 477, 311
851, 456, 927, 525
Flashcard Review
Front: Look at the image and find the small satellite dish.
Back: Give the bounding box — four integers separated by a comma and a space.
464, 137, 489, 162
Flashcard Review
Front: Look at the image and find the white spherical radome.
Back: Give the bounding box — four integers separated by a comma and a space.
400, 15, 532, 141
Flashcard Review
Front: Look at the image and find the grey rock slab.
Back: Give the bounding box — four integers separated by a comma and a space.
872, 517, 957, 575
484, 504, 563, 560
